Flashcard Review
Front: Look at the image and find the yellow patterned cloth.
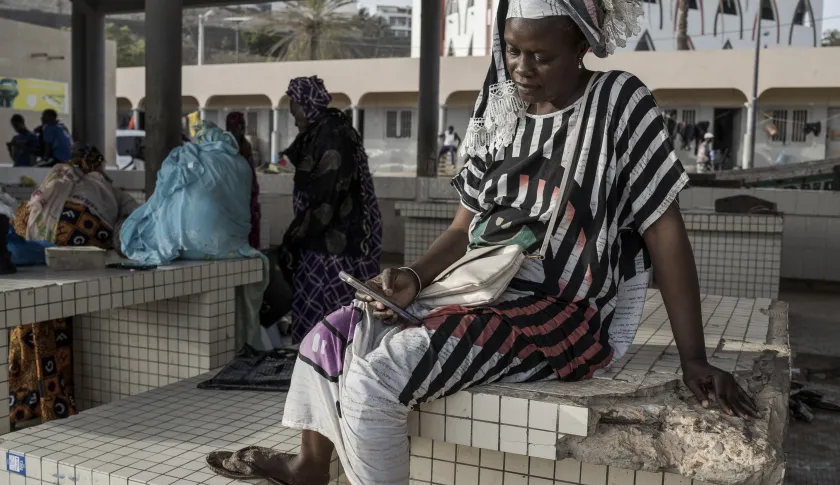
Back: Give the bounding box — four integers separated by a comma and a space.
8, 319, 76, 425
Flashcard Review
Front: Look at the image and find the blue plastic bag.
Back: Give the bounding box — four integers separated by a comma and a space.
119, 123, 258, 265
7, 228, 54, 266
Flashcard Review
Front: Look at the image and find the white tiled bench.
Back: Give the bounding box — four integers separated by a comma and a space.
0, 291, 790, 485
0, 259, 264, 432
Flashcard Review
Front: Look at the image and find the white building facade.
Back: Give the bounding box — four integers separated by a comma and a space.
411, 0, 824, 57
376, 5, 413, 37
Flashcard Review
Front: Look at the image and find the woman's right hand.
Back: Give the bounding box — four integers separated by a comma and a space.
357, 268, 422, 325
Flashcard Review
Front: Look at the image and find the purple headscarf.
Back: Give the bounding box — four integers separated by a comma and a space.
286, 76, 333, 122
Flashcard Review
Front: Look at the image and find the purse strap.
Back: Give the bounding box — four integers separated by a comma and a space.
535, 73, 597, 260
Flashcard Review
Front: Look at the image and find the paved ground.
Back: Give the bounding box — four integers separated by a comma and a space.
781, 284, 840, 485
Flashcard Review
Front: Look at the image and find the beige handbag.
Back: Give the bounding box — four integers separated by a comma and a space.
416, 76, 594, 308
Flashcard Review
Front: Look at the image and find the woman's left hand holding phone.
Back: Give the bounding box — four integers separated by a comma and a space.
357, 268, 421, 325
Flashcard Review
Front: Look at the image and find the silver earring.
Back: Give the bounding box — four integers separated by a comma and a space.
578, 57, 583, 69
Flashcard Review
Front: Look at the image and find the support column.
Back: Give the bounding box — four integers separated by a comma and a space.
351, 106, 361, 131
71, 4, 87, 144
145, 0, 183, 196
416, 0, 441, 178
85, 9, 105, 152
438, 106, 447, 132
133, 109, 142, 130
70, 3, 105, 151
271, 107, 281, 164
199, 108, 207, 121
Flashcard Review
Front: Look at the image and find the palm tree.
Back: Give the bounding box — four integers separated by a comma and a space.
676, 0, 690, 50
267, 0, 360, 61
355, 7, 393, 57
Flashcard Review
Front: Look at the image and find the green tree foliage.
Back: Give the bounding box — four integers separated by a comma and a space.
823, 29, 840, 47
106, 23, 146, 67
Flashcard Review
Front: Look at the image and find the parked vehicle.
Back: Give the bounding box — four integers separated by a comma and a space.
116, 129, 145, 170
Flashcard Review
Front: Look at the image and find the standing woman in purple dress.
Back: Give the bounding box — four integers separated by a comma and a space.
279, 75, 383, 343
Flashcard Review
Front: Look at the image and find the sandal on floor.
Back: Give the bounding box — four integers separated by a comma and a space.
206, 446, 304, 484
206, 446, 263, 479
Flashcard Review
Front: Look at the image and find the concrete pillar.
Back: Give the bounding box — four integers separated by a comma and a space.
351, 106, 361, 131
71, 4, 86, 144
133, 109, 142, 130
85, 10, 105, 152
438, 106, 447, 133
144, 0, 183, 196
199, 108, 207, 121
70, 3, 105, 151
416, 0, 441, 178
271, 107, 281, 163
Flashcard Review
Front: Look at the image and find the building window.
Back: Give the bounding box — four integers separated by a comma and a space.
386, 110, 412, 139
635, 30, 655, 51
446, 0, 459, 15
761, 0, 775, 21
246, 111, 259, 138
663, 109, 678, 120
793, 0, 812, 26
791, 110, 808, 143
681, 109, 697, 126
686, 0, 698, 9
719, 0, 737, 15
467, 0, 475, 7
771, 110, 788, 143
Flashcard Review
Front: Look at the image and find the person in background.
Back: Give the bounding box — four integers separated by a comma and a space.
438, 125, 461, 166
696, 133, 714, 173
225, 112, 261, 249
39, 109, 72, 166
6, 114, 39, 167
279, 75, 382, 344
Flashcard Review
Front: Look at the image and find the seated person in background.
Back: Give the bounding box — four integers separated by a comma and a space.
14, 145, 139, 247
6, 114, 39, 167
38, 109, 73, 166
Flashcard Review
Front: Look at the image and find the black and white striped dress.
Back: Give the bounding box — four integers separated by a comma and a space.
450, 70, 688, 378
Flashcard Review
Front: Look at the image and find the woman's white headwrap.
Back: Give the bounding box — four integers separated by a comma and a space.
460, 0, 644, 158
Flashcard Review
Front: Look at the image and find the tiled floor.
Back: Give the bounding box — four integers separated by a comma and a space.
0, 291, 785, 485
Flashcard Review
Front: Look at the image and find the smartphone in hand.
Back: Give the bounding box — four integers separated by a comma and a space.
339, 271, 422, 326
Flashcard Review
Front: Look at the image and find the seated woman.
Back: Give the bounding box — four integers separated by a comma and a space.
9, 146, 139, 425
279, 76, 382, 344
208, 2, 758, 484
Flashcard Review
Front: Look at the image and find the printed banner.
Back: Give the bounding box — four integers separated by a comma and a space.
0, 76, 68, 113
187, 111, 200, 137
